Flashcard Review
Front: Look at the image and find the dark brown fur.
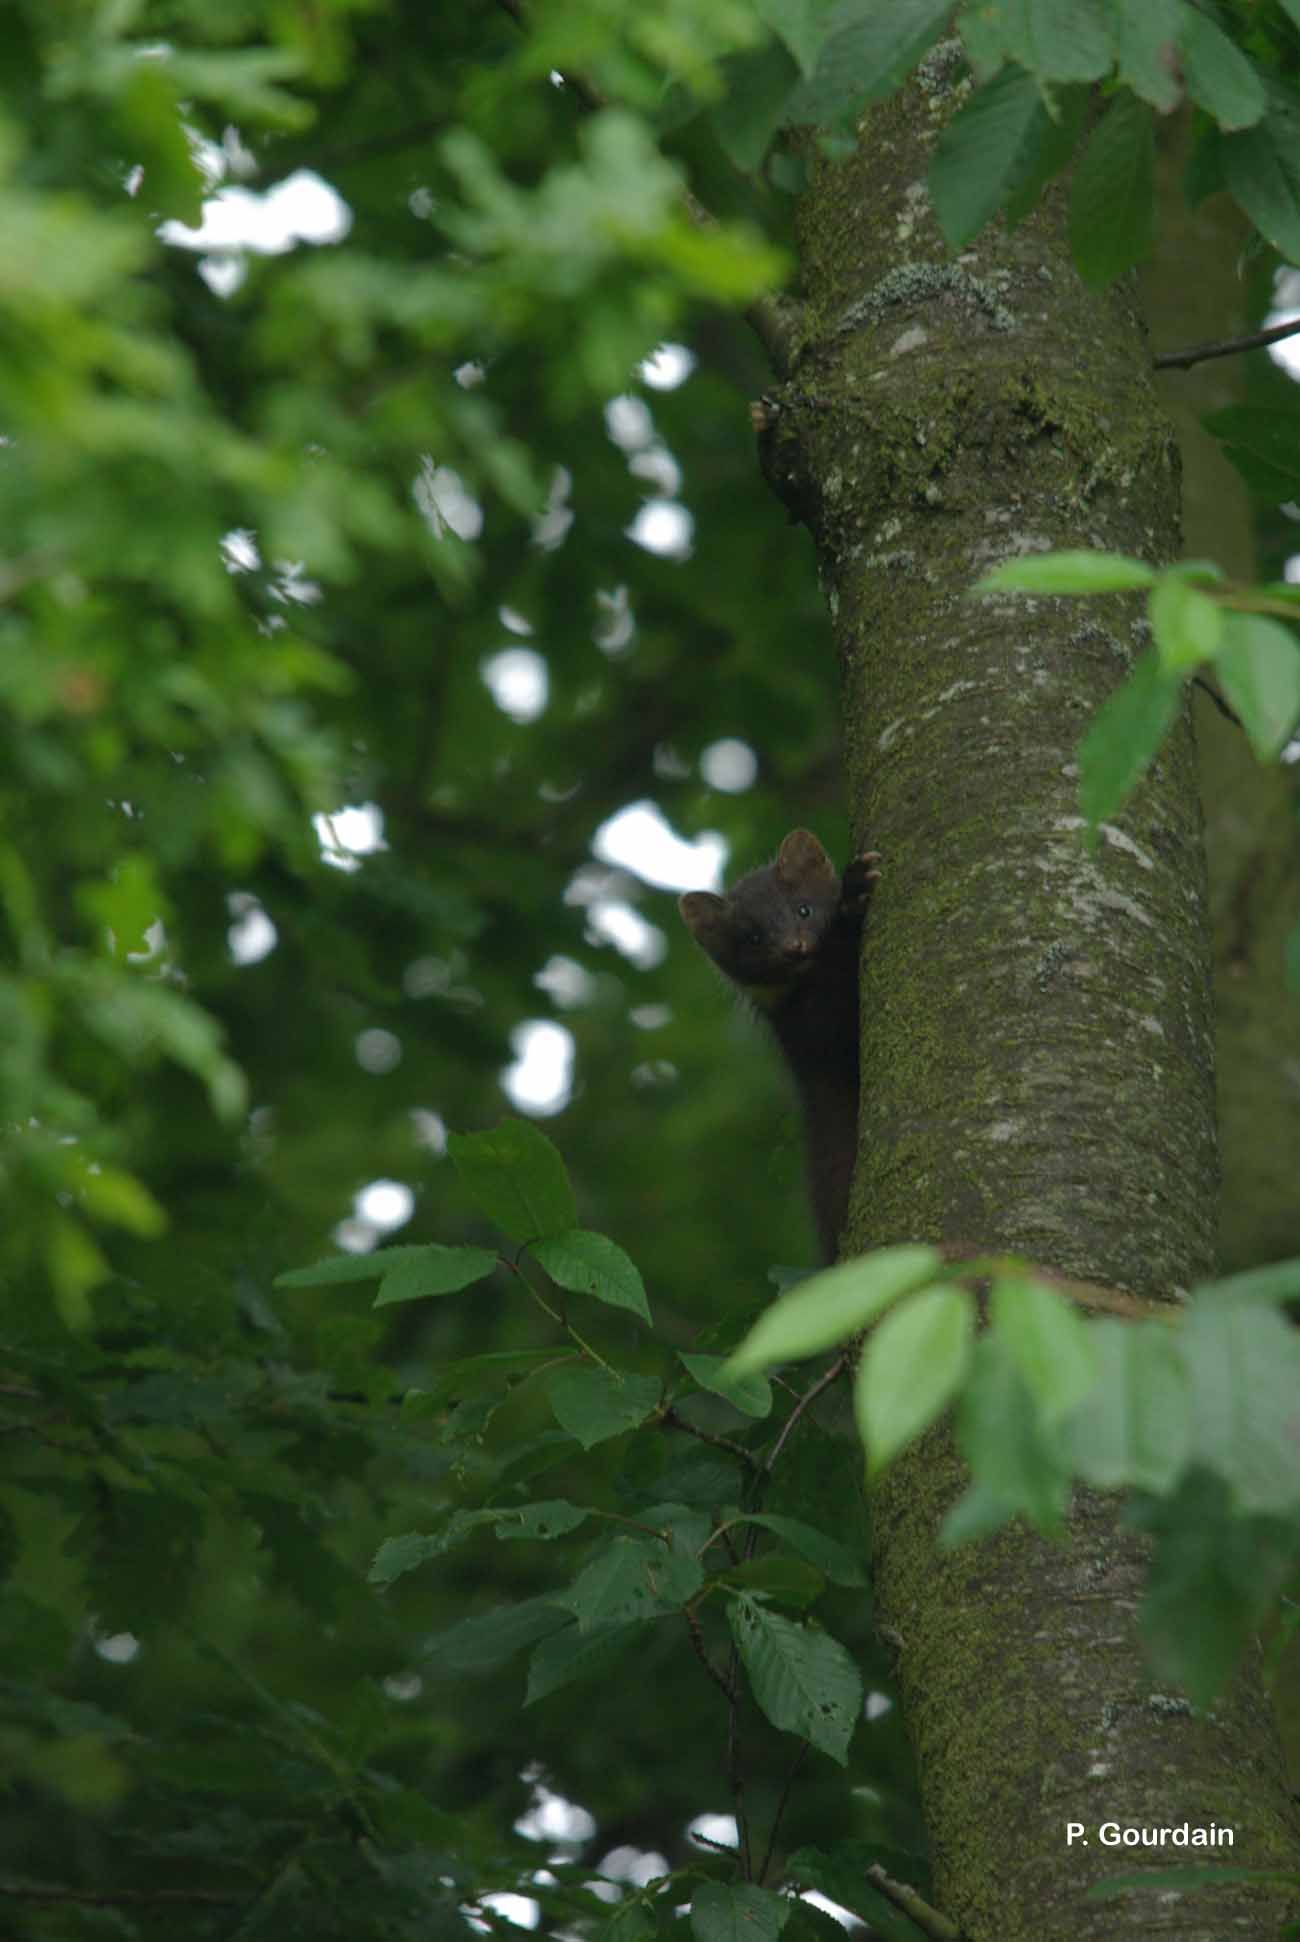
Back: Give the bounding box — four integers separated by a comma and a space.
680, 830, 879, 1260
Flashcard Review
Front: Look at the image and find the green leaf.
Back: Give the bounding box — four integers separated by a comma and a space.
448, 1119, 577, 1242
1077, 649, 1183, 837
423, 1597, 571, 1674
1062, 1318, 1189, 1494
369, 1513, 502, 1586
691, 1882, 791, 1942
753, 0, 836, 77
854, 1285, 974, 1471
1115, 0, 1185, 115
548, 1366, 661, 1448
1204, 405, 1300, 498
931, 65, 1049, 252
1012, 0, 1114, 83
1148, 576, 1222, 671
531, 1228, 651, 1323
711, 43, 801, 173
275, 1246, 432, 1288
1213, 614, 1300, 760
1181, 1299, 1300, 1514
373, 1244, 499, 1305
526, 1618, 646, 1703
974, 550, 1156, 595
1070, 92, 1155, 285
951, 1334, 1071, 1537
678, 1351, 772, 1417
1178, 9, 1266, 132
989, 1276, 1097, 1425
737, 1514, 868, 1586
784, 0, 953, 125
494, 1501, 589, 1542
727, 1593, 861, 1765
1223, 119, 1300, 264
557, 1535, 703, 1627
724, 1244, 942, 1377
1191, 1256, 1300, 1306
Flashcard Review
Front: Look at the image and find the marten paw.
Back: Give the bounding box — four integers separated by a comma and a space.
841, 850, 882, 911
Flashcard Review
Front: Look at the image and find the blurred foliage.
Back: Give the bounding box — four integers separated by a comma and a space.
3, 0, 1300, 1934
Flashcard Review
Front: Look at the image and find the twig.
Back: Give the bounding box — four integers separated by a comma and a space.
1191, 674, 1242, 728
757, 1740, 808, 1884
866, 1863, 963, 1941
661, 1404, 758, 1469
0, 1881, 242, 1907
763, 1353, 847, 1472
684, 1604, 735, 1702
1154, 314, 1300, 372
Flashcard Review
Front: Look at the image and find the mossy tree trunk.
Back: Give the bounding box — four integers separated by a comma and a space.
758, 60, 1299, 1941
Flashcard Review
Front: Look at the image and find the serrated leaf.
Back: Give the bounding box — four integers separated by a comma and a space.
448, 1119, 576, 1242
737, 1514, 868, 1586
548, 1366, 661, 1448
525, 1618, 645, 1703
1178, 9, 1266, 131
531, 1229, 650, 1323
423, 1597, 570, 1674
951, 1334, 1071, 1536
1149, 576, 1222, 671
1014, 0, 1114, 84
724, 1244, 942, 1378
1115, 0, 1185, 115
784, 0, 952, 125
1204, 405, 1300, 498
754, 0, 835, 77
494, 1501, 589, 1542
1213, 613, 1300, 759
727, 1594, 861, 1764
975, 549, 1156, 595
678, 1352, 772, 1417
931, 65, 1048, 251
275, 1246, 430, 1288
1070, 92, 1154, 285
989, 1276, 1097, 1425
1077, 648, 1183, 836
854, 1285, 973, 1471
711, 43, 801, 173
373, 1243, 499, 1305
691, 1882, 790, 1942
1063, 1318, 1189, 1494
369, 1513, 500, 1586
1223, 120, 1300, 264
1181, 1299, 1300, 1514
557, 1535, 703, 1628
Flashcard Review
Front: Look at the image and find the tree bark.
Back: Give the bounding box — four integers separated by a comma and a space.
759, 57, 1300, 1940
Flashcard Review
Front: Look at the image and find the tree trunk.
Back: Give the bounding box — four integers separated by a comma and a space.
759, 63, 1300, 1940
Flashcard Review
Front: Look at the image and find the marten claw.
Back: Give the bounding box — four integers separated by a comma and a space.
841, 851, 882, 908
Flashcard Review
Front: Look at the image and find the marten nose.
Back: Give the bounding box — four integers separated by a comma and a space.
783, 937, 811, 961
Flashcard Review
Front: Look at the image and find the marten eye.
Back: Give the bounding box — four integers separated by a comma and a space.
796, 902, 812, 919
747, 927, 763, 947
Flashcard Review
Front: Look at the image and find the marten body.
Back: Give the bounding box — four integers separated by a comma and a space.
679, 830, 879, 1261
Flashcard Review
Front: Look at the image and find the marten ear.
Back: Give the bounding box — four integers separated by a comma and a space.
679, 891, 728, 946
776, 829, 836, 892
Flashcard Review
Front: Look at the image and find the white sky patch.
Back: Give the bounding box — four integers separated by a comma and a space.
94, 1631, 142, 1664
356, 1028, 402, 1074
594, 801, 727, 891
502, 1020, 574, 1115
1266, 268, 1300, 380
410, 1109, 448, 1153
159, 169, 351, 259
355, 1179, 414, 1231
228, 891, 277, 964
688, 1814, 737, 1851
414, 459, 483, 542
533, 467, 574, 550
534, 955, 597, 1007
515, 1782, 596, 1846
628, 499, 692, 559
472, 1894, 538, 1931
640, 343, 695, 390
700, 738, 758, 792
585, 901, 665, 968
482, 647, 548, 722
599, 1845, 672, 1885
606, 395, 654, 449
594, 583, 635, 655
315, 803, 386, 872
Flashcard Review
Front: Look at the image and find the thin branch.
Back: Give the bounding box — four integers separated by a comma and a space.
1153, 314, 1300, 372
684, 1604, 736, 1702
865, 1864, 963, 1942
757, 1740, 808, 1885
763, 1354, 847, 1473
661, 1404, 758, 1469
0, 1881, 242, 1908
